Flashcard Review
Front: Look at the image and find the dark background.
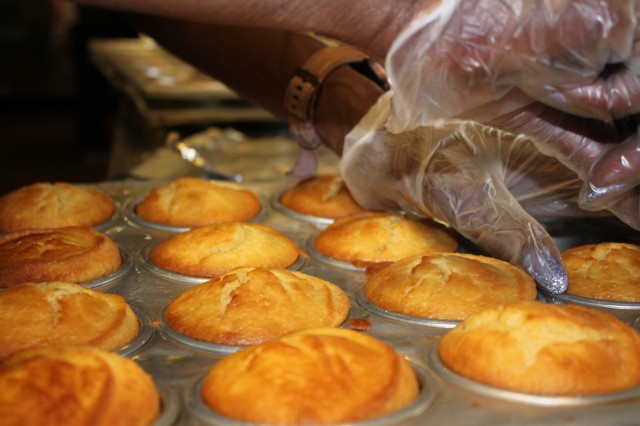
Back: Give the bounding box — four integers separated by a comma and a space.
0, 0, 137, 194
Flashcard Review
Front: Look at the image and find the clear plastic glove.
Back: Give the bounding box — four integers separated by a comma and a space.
488, 102, 640, 231
384, 0, 640, 234
579, 128, 640, 224
386, 0, 640, 130
341, 93, 613, 294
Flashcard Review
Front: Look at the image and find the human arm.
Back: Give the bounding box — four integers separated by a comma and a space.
75, 0, 429, 61
130, 14, 385, 155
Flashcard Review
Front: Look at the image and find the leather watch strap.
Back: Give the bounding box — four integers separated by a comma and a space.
284, 45, 388, 153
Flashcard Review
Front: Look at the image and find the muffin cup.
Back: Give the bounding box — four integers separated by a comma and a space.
154, 381, 182, 426
306, 237, 364, 271
117, 304, 156, 357
82, 246, 133, 292
356, 288, 459, 329
541, 291, 640, 325
93, 208, 123, 233
159, 307, 244, 355
270, 191, 334, 228
428, 347, 640, 407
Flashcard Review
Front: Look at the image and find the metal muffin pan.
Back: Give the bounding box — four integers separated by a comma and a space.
87, 178, 640, 426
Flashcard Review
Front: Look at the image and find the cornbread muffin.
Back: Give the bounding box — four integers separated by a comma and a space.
364, 253, 536, 321
0, 282, 139, 359
313, 211, 458, 268
438, 301, 640, 396
149, 222, 305, 277
135, 177, 261, 227
279, 174, 367, 218
164, 267, 350, 345
0, 346, 160, 426
0, 182, 115, 233
0, 227, 122, 287
200, 327, 420, 424
563, 242, 640, 302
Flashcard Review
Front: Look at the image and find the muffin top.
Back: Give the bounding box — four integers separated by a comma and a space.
149, 222, 305, 278
0, 182, 115, 233
279, 174, 367, 218
563, 242, 640, 302
135, 177, 261, 227
0, 282, 139, 359
364, 253, 537, 320
313, 211, 458, 268
0, 346, 160, 426
200, 327, 419, 425
438, 301, 640, 396
0, 227, 122, 287
164, 266, 350, 345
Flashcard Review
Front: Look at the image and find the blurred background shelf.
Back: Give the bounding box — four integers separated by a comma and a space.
0, 1, 284, 194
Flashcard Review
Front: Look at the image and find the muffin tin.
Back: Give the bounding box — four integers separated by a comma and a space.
85, 176, 640, 426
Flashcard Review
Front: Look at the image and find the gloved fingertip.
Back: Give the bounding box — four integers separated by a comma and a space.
520, 230, 568, 294
577, 182, 625, 210
527, 255, 568, 295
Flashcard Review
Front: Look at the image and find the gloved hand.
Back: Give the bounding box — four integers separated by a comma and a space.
384, 0, 640, 235
386, 0, 640, 130
341, 93, 617, 294
578, 130, 640, 226
488, 102, 640, 231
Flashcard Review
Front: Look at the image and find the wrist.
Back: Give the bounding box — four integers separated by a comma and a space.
315, 66, 386, 156
284, 45, 388, 156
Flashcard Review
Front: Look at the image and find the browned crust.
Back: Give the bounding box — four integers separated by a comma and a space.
313, 211, 458, 267
0, 182, 115, 233
0, 346, 160, 426
563, 242, 640, 302
149, 222, 305, 278
200, 328, 419, 424
164, 267, 350, 345
136, 177, 261, 226
0, 227, 122, 287
279, 174, 367, 218
364, 253, 537, 320
0, 282, 140, 360
438, 301, 640, 395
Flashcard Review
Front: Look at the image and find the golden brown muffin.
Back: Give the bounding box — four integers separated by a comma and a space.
563, 242, 640, 302
149, 222, 305, 278
0, 227, 122, 287
135, 177, 261, 227
313, 211, 458, 268
364, 253, 536, 321
279, 174, 367, 218
200, 327, 420, 425
0, 182, 115, 233
0, 282, 139, 360
164, 267, 350, 346
438, 301, 640, 396
0, 346, 160, 426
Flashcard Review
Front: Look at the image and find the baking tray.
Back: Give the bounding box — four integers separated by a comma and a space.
89, 176, 640, 426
